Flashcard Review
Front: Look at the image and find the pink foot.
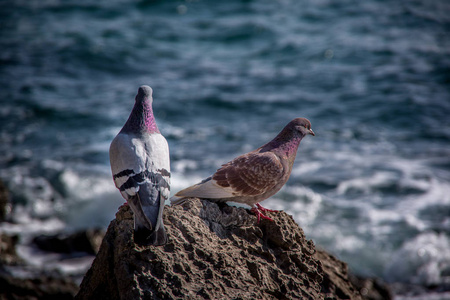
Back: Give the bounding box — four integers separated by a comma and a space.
250, 207, 274, 223
119, 202, 129, 209
256, 203, 278, 213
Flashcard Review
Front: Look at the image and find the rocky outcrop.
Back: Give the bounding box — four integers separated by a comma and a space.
315, 249, 362, 299
0, 179, 11, 222
349, 274, 393, 300
0, 179, 82, 300
0, 232, 80, 300
76, 199, 365, 300
0, 233, 21, 266
33, 228, 105, 255
0, 268, 79, 300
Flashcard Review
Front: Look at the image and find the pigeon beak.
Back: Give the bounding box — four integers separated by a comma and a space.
308, 129, 315, 136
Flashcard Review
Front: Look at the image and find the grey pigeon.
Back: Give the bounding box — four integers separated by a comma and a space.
110, 85, 170, 246
170, 118, 314, 222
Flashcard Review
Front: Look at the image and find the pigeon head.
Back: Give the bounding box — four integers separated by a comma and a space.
136, 85, 153, 104
121, 85, 160, 134
289, 118, 315, 137
262, 118, 314, 158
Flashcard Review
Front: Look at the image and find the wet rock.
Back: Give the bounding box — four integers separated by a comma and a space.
33, 229, 105, 255
349, 274, 393, 300
0, 179, 11, 222
0, 233, 22, 265
314, 249, 363, 299
388, 281, 450, 299
0, 267, 79, 300
76, 198, 364, 300
0, 232, 79, 300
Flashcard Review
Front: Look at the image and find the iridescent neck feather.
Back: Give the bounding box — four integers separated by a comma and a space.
261, 126, 304, 160
121, 99, 160, 134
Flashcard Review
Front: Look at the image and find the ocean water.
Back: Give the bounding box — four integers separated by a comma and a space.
1, 0, 450, 295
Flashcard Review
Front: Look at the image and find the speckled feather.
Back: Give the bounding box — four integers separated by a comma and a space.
170, 118, 314, 221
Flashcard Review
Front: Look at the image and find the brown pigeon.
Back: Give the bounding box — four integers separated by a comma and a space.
170, 118, 314, 222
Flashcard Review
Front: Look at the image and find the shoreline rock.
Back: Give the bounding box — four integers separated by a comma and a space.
0, 179, 396, 299
0, 266, 79, 300
33, 228, 105, 255
0, 179, 11, 222
0, 233, 21, 266
76, 199, 367, 300
0, 179, 91, 300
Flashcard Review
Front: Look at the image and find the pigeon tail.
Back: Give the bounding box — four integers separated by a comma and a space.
128, 193, 167, 246
170, 195, 190, 206
134, 223, 167, 246
149, 225, 167, 246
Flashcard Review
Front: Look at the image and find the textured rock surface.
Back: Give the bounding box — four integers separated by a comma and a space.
76, 199, 365, 300
315, 249, 363, 299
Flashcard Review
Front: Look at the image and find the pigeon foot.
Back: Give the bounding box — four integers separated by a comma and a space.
119, 202, 129, 210
250, 207, 274, 223
256, 203, 278, 213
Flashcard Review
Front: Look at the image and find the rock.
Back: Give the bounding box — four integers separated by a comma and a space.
0, 233, 22, 265
0, 232, 79, 300
0, 267, 79, 300
33, 229, 105, 255
349, 274, 393, 300
0, 179, 11, 222
76, 199, 364, 300
314, 249, 393, 300
315, 249, 363, 299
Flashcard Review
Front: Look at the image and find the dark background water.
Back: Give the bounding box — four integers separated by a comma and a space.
1, 0, 450, 295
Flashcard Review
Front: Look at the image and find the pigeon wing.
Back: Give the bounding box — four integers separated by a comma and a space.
213, 152, 284, 197
110, 132, 170, 245
172, 151, 284, 201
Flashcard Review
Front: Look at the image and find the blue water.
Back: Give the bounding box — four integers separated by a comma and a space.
1, 0, 450, 294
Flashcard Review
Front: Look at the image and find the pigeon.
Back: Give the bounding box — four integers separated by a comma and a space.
109, 85, 170, 246
170, 118, 314, 222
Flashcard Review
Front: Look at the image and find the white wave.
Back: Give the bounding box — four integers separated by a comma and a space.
169, 172, 205, 198
365, 206, 401, 223
15, 242, 95, 277
162, 124, 186, 139
0, 209, 65, 237
385, 232, 450, 286
291, 161, 322, 176
394, 292, 450, 300
395, 177, 450, 215
5, 170, 62, 219
59, 168, 123, 229
60, 169, 115, 202
277, 186, 323, 228
336, 171, 398, 195
172, 159, 199, 173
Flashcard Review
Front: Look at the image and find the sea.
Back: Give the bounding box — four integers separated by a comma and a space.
1, 0, 449, 298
